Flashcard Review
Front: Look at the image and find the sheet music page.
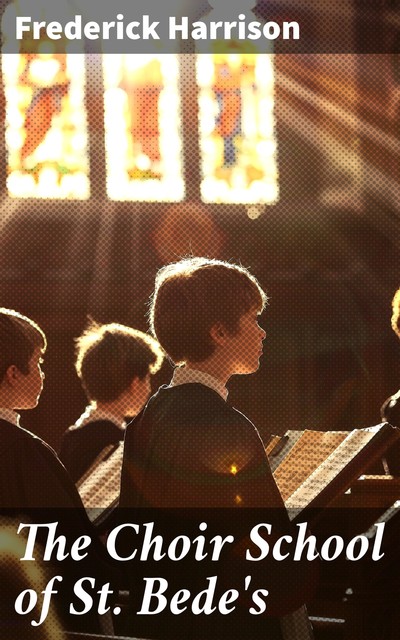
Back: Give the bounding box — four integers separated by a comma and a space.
285, 428, 380, 517
274, 430, 348, 502
265, 434, 283, 457
267, 430, 305, 473
78, 442, 124, 510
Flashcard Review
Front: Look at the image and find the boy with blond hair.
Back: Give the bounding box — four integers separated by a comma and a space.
60, 319, 163, 482
0, 307, 74, 508
120, 258, 314, 640
0, 308, 114, 632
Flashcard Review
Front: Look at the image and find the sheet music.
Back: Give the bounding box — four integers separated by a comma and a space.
265, 434, 283, 457
77, 441, 124, 510
267, 430, 305, 473
274, 430, 348, 502
285, 428, 380, 518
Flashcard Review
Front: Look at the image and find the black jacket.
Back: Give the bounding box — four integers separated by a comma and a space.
60, 419, 124, 483
119, 384, 313, 639
0, 418, 117, 632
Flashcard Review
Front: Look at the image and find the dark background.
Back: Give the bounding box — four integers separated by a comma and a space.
0, 36, 399, 451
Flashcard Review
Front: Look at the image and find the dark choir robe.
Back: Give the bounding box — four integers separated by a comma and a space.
0, 418, 117, 633
119, 384, 315, 640
380, 391, 400, 475
60, 418, 124, 482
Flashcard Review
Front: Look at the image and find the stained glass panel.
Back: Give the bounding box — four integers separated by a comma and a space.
197, 54, 279, 204
2, 1, 89, 199
103, 54, 184, 202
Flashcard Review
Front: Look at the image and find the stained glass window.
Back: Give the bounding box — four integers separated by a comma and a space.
1, 1, 278, 205
103, 54, 184, 201
197, 53, 279, 204
2, 3, 89, 199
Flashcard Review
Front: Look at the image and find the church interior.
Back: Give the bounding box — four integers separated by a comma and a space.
0, 0, 400, 637
0, 12, 398, 450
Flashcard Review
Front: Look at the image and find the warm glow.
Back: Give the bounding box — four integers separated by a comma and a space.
2, 5, 279, 205
103, 54, 184, 201
2, 47, 89, 199
230, 464, 238, 475
197, 53, 279, 204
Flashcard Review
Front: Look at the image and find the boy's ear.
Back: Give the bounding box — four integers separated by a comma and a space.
210, 323, 228, 346
4, 365, 20, 387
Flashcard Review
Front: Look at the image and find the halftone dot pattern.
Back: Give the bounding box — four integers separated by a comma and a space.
0, 520, 64, 639
1, 51, 400, 638
120, 382, 317, 636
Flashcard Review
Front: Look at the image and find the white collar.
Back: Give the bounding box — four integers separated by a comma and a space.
0, 408, 20, 427
170, 367, 228, 401
73, 404, 125, 430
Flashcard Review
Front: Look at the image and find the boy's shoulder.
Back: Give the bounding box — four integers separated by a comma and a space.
64, 418, 124, 437
0, 418, 86, 509
0, 418, 58, 458
0, 417, 40, 444
148, 382, 230, 409
142, 383, 255, 432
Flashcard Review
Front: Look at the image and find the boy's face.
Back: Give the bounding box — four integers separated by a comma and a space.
223, 308, 266, 375
14, 347, 45, 409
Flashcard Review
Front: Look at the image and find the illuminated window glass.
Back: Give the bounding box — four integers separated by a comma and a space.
1, 2, 89, 199
197, 54, 278, 204
103, 54, 184, 202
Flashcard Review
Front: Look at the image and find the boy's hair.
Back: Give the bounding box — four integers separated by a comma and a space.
75, 319, 163, 403
391, 288, 400, 339
0, 308, 46, 380
149, 257, 267, 364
